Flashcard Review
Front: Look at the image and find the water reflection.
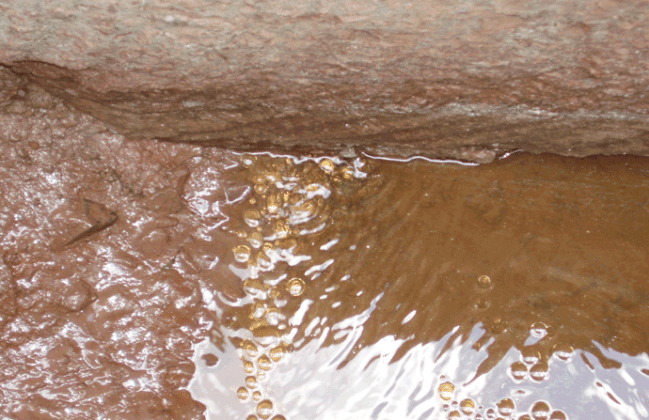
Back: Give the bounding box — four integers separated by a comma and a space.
188, 153, 649, 419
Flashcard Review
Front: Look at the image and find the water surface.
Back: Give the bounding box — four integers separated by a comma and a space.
187, 153, 649, 420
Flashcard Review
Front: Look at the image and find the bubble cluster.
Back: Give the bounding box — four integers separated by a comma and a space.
509, 343, 551, 384
435, 377, 568, 420
491, 399, 565, 420
225, 154, 367, 420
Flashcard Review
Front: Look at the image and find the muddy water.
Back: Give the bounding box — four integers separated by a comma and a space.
188, 153, 649, 420
1, 110, 648, 420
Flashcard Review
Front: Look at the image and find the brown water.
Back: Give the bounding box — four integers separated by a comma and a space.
1, 114, 648, 420
187, 152, 649, 420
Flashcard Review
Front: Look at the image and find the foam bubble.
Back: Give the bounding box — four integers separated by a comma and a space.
549, 410, 567, 420
257, 400, 274, 419
438, 382, 455, 401
497, 398, 515, 416
460, 398, 476, 416
237, 386, 249, 400
478, 275, 492, 288
269, 346, 284, 362
319, 159, 335, 173
234, 245, 252, 263
531, 401, 551, 420
510, 361, 528, 381
257, 354, 272, 371
530, 361, 549, 382
287, 278, 305, 296
246, 376, 258, 389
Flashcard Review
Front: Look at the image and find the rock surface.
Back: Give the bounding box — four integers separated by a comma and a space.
1, 0, 649, 160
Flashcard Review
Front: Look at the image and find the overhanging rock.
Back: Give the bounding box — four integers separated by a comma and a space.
1, 0, 648, 161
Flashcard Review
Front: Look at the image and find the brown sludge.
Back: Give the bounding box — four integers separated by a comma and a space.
1, 99, 649, 419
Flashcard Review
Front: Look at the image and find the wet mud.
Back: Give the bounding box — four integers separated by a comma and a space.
1, 105, 649, 419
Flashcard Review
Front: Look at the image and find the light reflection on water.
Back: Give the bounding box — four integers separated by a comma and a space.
186, 152, 649, 420
190, 325, 649, 419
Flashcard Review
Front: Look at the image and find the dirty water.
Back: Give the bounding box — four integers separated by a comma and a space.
0, 114, 648, 420
188, 152, 649, 420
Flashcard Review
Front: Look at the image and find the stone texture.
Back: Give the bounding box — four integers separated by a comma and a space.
1, 0, 649, 159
